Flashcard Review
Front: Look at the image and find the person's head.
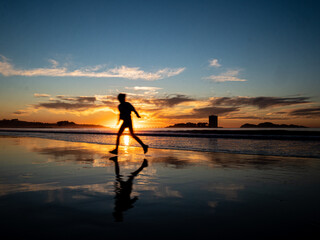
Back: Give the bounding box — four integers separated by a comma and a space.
118, 93, 126, 103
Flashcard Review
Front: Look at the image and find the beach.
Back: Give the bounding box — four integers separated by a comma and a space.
0, 135, 319, 239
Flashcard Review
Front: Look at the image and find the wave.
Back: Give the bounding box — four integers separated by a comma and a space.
1, 128, 320, 140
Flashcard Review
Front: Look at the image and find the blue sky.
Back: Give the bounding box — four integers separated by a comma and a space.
1, 0, 320, 127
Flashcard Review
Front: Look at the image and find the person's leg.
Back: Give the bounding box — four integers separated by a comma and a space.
131, 159, 148, 176
128, 121, 148, 153
109, 156, 120, 177
116, 124, 126, 149
110, 123, 126, 154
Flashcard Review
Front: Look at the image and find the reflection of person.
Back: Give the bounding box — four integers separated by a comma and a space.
110, 93, 148, 155
110, 156, 148, 222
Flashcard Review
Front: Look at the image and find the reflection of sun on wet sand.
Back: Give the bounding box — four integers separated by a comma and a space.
123, 134, 130, 146
1, 135, 320, 239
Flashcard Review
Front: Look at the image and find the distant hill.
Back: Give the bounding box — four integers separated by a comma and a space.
0, 119, 106, 128
241, 122, 307, 128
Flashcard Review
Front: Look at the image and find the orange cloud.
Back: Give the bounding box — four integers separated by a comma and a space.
11, 92, 320, 128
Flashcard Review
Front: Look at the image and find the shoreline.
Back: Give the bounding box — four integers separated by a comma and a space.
1, 128, 320, 140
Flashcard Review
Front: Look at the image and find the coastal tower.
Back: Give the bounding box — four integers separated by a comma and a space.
209, 115, 218, 128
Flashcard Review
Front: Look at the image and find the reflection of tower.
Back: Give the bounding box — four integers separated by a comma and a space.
209, 115, 218, 128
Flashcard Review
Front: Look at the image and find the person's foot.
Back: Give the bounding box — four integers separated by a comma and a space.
143, 145, 149, 154
109, 149, 118, 155
109, 156, 118, 162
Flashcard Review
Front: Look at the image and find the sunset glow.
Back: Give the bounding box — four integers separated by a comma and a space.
0, 1, 319, 128
1, 1, 320, 237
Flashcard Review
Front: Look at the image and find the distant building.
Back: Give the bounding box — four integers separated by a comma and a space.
209, 115, 218, 128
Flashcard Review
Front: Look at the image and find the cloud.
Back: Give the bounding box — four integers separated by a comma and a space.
209, 59, 221, 67
224, 116, 289, 120
125, 86, 163, 95
155, 95, 312, 120
126, 86, 163, 91
191, 106, 239, 117
30, 95, 111, 114
205, 69, 247, 82
104, 66, 185, 80
161, 106, 239, 119
96, 95, 118, 107
13, 93, 119, 116
56, 95, 96, 103
13, 110, 28, 115
155, 94, 195, 107
211, 96, 310, 109
35, 101, 100, 111
48, 59, 59, 68
289, 107, 320, 117
0, 55, 185, 80
34, 93, 51, 98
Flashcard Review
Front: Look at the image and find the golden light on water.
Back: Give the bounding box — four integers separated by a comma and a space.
124, 135, 130, 146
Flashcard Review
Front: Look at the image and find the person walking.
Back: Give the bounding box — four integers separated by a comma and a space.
109, 93, 148, 154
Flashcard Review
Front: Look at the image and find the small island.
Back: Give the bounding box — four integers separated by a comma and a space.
167, 115, 219, 128
241, 122, 307, 128
0, 119, 105, 128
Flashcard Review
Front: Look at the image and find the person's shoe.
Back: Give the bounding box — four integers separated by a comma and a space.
143, 145, 149, 154
109, 156, 118, 162
109, 149, 118, 155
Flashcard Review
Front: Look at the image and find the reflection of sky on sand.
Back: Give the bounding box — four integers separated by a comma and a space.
204, 183, 245, 201
1, 136, 320, 238
1, 136, 319, 197
0, 136, 186, 202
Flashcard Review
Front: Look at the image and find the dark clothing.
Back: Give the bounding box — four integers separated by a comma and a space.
110, 99, 147, 154
118, 102, 134, 121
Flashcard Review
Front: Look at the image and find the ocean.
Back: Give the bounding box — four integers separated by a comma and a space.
1, 128, 320, 158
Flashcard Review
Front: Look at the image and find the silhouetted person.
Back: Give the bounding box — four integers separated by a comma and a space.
109, 156, 148, 222
110, 93, 148, 155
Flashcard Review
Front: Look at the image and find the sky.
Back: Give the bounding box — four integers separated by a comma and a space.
1, 0, 320, 128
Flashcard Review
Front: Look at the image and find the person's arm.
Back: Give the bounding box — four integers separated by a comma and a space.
133, 107, 141, 118
131, 104, 141, 118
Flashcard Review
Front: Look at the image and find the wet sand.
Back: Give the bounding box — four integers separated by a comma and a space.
0, 135, 319, 239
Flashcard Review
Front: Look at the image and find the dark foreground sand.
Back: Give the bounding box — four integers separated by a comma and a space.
0, 135, 319, 239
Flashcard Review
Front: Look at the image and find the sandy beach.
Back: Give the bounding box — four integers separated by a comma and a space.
0, 135, 319, 239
